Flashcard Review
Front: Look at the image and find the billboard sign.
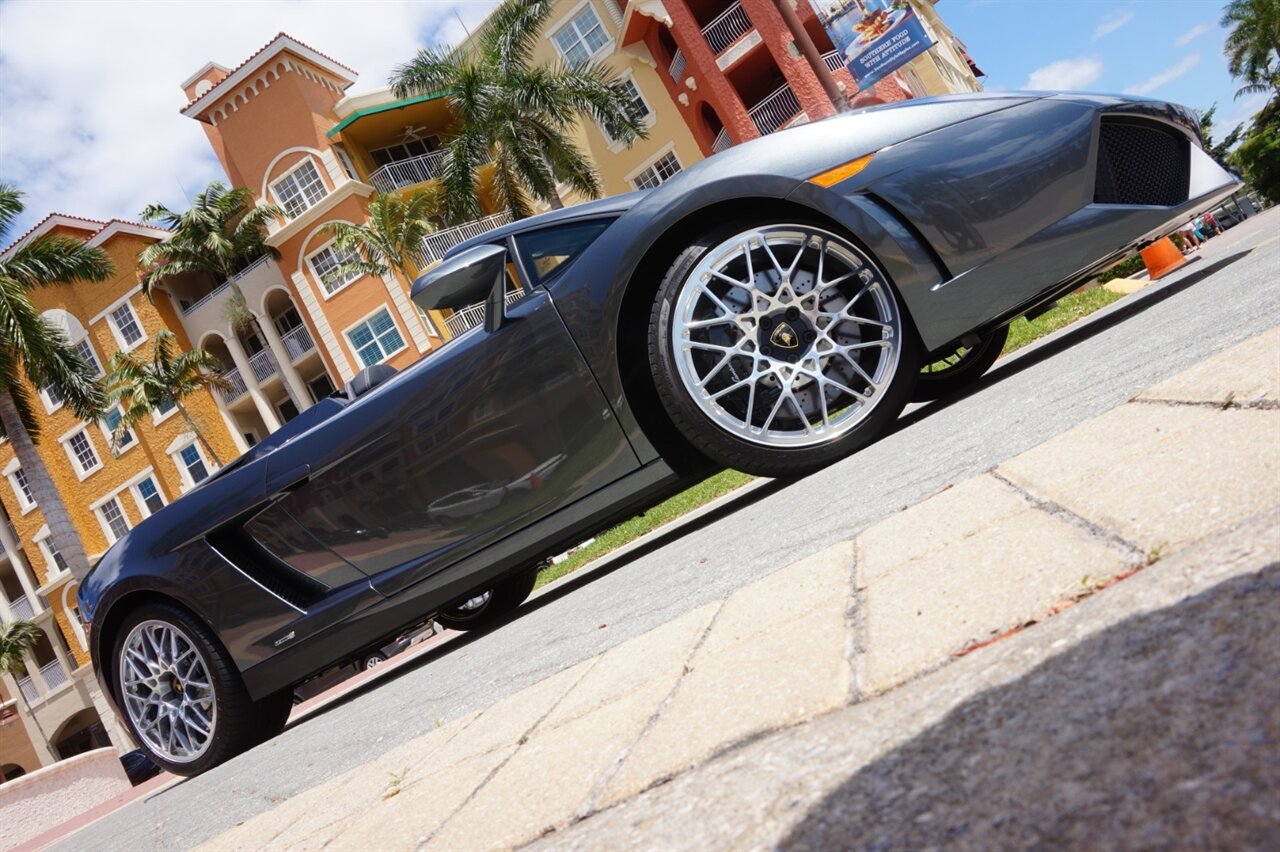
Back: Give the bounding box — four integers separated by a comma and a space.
808, 0, 934, 90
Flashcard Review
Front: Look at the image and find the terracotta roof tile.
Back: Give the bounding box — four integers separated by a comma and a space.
181, 32, 357, 112
1, 212, 107, 256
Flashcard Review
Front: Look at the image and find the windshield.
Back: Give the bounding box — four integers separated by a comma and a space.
513, 218, 614, 287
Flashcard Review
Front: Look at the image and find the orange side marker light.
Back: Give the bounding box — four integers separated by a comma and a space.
809, 153, 875, 188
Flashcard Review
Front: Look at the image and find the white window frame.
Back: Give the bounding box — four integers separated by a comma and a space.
60, 425, 103, 480
75, 338, 104, 378
627, 144, 682, 191
305, 238, 363, 299
33, 528, 69, 578
106, 300, 146, 352
130, 471, 167, 519
171, 439, 213, 492
549, 0, 612, 65
99, 405, 137, 455
151, 395, 179, 426
7, 465, 36, 513
95, 495, 132, 544
343, 306, 408, 369
270, 158, 330, 218
600, 72, 655, 151
40, 384, 66, 415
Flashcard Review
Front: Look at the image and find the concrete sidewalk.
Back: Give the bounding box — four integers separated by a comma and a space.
191, 324, 1280, 851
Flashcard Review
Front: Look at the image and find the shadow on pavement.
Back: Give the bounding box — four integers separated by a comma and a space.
896, 250, 1251, 430
779, 564, 1280, 851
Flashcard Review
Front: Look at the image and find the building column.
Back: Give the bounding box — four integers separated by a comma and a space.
664, 0, 758, 147
740, 0, 838, 122
224, 336, 283, 433
255, 312, 313, 409
210, 393, 251, 454
0, 515, 41, 609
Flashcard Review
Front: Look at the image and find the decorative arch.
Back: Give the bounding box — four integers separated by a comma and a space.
259, 284, 295, 317
260, 146, 329, 199
40, 308, 88, 343
59, 581, 86, 649
296, 217, 357, 271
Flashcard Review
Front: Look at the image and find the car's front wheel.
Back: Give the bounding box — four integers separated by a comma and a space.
650, 222, 919, 478
114, 601, 278, 776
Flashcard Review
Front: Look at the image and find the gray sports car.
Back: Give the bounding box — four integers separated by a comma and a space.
80, 92, 1239, 776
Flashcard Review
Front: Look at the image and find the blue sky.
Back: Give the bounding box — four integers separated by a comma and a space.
0, 0, 1266, 241
942, 0, 1265, 132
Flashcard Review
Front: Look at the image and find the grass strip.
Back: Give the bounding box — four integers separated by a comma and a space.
1002, 286, 1124, 355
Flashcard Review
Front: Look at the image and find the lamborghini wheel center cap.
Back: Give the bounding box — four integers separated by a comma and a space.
758, 309, 815, 363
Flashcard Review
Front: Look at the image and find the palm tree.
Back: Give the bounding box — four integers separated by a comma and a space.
321, 188, 442, 282
105, 329, 232, 465
138, 182, 303, 412
390, 0, 648, 223
1221, 0, 1280, 98
0, 185, 112, 583
1198, 105, 1246, 169
0, 619, 52, 751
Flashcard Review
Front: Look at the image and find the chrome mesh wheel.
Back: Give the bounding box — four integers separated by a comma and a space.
671, 225, 903, 447
119, 620, 218, 764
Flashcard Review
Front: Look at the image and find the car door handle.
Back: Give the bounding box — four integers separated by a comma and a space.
266, 464, 311, 495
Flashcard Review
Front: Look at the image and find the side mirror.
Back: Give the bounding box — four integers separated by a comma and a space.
411, 243, 508, 332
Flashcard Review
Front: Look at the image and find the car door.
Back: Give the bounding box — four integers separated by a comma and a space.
268, 238, 638, 598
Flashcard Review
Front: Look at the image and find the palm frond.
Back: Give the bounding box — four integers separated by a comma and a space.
0, 184, 23, 240
4, 235, 115, 288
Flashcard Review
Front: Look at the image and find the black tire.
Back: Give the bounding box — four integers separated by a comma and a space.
112, 601, 280, 776
649, 221, 920, 479
435, 566, 539, 632
912, 325, 1009, 403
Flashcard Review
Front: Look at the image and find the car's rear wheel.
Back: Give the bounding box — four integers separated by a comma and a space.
435, 566, 540, 632
361, 653, 387, 670
912, 325, 1009, 402
113, 602, 278, 776
650, 222, 919, 478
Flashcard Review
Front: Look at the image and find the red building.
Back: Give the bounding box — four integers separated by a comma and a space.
617, 0, 982, 155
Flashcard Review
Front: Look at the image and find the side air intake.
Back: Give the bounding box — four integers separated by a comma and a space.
1094, 117, 1191, 206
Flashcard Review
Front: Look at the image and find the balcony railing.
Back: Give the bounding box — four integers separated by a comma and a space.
9, 595, 34, 620
444, 290, 527, 338
702, 1, 752, 54
749, 84, 802, 136
39, 660, 68, 691
669, 48, 686, 82
420, 212, 514, 264
180, 256, 270, 316
17, 675, 36, 704
822, 50, 845, 74
281, 324, 315, 362
247, 349, 277, 384
368, 151, 446, 193
220, 367, 248, 402
712, 128, 731, 153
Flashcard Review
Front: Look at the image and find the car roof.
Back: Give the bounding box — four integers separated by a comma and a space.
444, 191, 648, 260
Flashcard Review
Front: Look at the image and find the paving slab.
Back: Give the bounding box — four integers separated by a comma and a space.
600, 543, 852, 807
859, 473, 1131, 694
530, 509, 1280, 852
999, 404, 1280, 552
1136, 324, 1280, 404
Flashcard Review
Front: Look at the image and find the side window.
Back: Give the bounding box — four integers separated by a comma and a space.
513, 219, 614, 287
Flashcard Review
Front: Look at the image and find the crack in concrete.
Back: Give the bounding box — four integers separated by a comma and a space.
989, 470, 1146, 563
1130, 396, 1280, 411
573, 598, 730, 823
415, 657, 601, 851
844, 539, 868, 705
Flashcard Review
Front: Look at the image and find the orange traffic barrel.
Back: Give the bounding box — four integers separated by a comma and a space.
1139, 236, 1189, 280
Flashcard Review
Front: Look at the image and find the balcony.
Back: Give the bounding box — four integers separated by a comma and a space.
16, 661, 68, 704
749, 84, 802, 136
247, 349, 277, 384
712, 128, 731, 153
368, 151, 445, 193
180, 256, 270, 317
822, 50, 845, 74
444, 290, 527, 338
220, 367, 249, 403
702, 1, 752, 54
9, 594, 34, 620
282, 324, 316, 362
669, 48, 686, 82
420, 212, 514, 264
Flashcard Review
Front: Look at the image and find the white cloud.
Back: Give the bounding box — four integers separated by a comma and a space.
0, 0, 497, 238
1221, 93, 1270, 131
1123, 54, 1201, 96
1174, 22, 1211, 48
1025, 58, 1105, 91
1093, 10, 1135, 39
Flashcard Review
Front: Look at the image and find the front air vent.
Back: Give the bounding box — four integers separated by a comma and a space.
206, 532, 328, 611
1094, 117, 1190, 206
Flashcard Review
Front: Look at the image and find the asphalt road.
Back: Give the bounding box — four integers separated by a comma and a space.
60, 210, 1280, 851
